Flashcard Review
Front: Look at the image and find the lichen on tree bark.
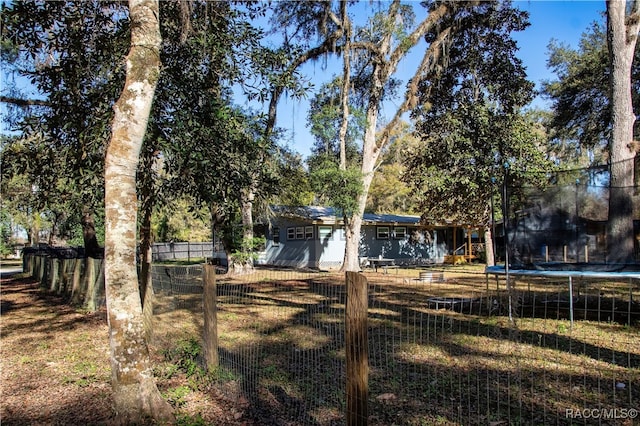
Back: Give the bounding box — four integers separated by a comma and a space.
104, 0, 174, 422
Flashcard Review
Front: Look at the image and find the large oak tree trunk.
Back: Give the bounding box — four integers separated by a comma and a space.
341, 1, 458, 271
342, 102, 382, 272
104, 0, 173, 422
606, 0, 639, 263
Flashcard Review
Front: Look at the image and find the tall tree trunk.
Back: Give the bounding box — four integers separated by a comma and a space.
606, 0, 639, 263
342, 100, 383, 272
338, 1, 351, 171
484, 226, 495, 266
104, 0, 173, 422
341, 1, 458, 271
82, 209, 103, 258
30, 211, 39, 246
238, 187, 255, 273
48, 211, 61, 246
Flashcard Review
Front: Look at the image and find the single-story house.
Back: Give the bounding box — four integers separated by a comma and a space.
255, 206, 483, 270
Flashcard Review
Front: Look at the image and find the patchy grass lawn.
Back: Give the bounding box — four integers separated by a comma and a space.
150, 265, 639, 425
3, 263, 638, 425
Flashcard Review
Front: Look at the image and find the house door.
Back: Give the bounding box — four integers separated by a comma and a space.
317, 226, 345, 269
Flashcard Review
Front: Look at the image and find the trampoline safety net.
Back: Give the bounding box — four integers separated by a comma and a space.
501, 159, 640, 266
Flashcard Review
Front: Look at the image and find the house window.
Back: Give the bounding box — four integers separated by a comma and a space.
338, 227, 346, 241
319, 226, 332, 241
394, 226, 407, 239
377, 226, 390, 239
288, 226, 311, 240
272, 228, 280, 246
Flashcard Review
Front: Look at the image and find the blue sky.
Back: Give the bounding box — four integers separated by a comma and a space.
1, 1, 607, 159
268, 0, 607, 160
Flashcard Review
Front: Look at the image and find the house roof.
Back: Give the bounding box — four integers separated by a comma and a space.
271, 206, 421, 225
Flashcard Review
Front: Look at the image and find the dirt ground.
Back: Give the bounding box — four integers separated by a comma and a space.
0, 268, 250, 426
3, 261, 638, 425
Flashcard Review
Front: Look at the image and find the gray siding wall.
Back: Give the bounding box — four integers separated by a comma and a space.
260, 219, 448, 269
258, 218, 318, 268
359, 226, 446, 265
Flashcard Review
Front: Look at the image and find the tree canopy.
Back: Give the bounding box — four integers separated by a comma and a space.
406, 1, 543, 225
542, 21, 640, 162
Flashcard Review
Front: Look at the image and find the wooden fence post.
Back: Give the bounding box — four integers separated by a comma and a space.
70, 258, 83, 304
345, 271, 368, 425
203, 264, 219, 369
50, 258, 59, 292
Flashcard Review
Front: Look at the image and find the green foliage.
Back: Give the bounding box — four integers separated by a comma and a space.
406, 1, 548, 226
1, 1, 127, 244
64, 211, 105, 247
153, 2, 296, 249
307, 78, 365, 164
230, 236, 266, 264
367, 122, 421, 214
0, 209, 13, 257
175, 413, 208, 426
161, 337, 238, 393
153, 362, 180, 380
2, 1, 286, 253
163, 385, 192, 408
407, 104, 553, 226
542, 21, 640, 161
152, 199, 211, 243
309, 156, 363, 219
164, 337, 203, 379
271, 148, 315, 206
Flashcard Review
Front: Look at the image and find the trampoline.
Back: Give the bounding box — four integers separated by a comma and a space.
486, 263, 640, 279
485, 263, 640, 326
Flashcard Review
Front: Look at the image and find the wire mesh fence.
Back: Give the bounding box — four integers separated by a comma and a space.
150, 264, 639, 425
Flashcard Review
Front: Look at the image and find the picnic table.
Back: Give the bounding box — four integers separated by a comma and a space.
368, 257, 396, 274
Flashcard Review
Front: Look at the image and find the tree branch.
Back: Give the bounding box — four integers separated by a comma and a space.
0, 95, 50, 107
386, 2, 450, 74
626, 0, 640, 45
264, 31, 344, 138
376, 25, 453, 151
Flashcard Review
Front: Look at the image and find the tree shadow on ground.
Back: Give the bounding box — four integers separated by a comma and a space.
151, 269, 639, 425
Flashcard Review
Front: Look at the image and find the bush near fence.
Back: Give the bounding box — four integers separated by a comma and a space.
150, 264, 640, 425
